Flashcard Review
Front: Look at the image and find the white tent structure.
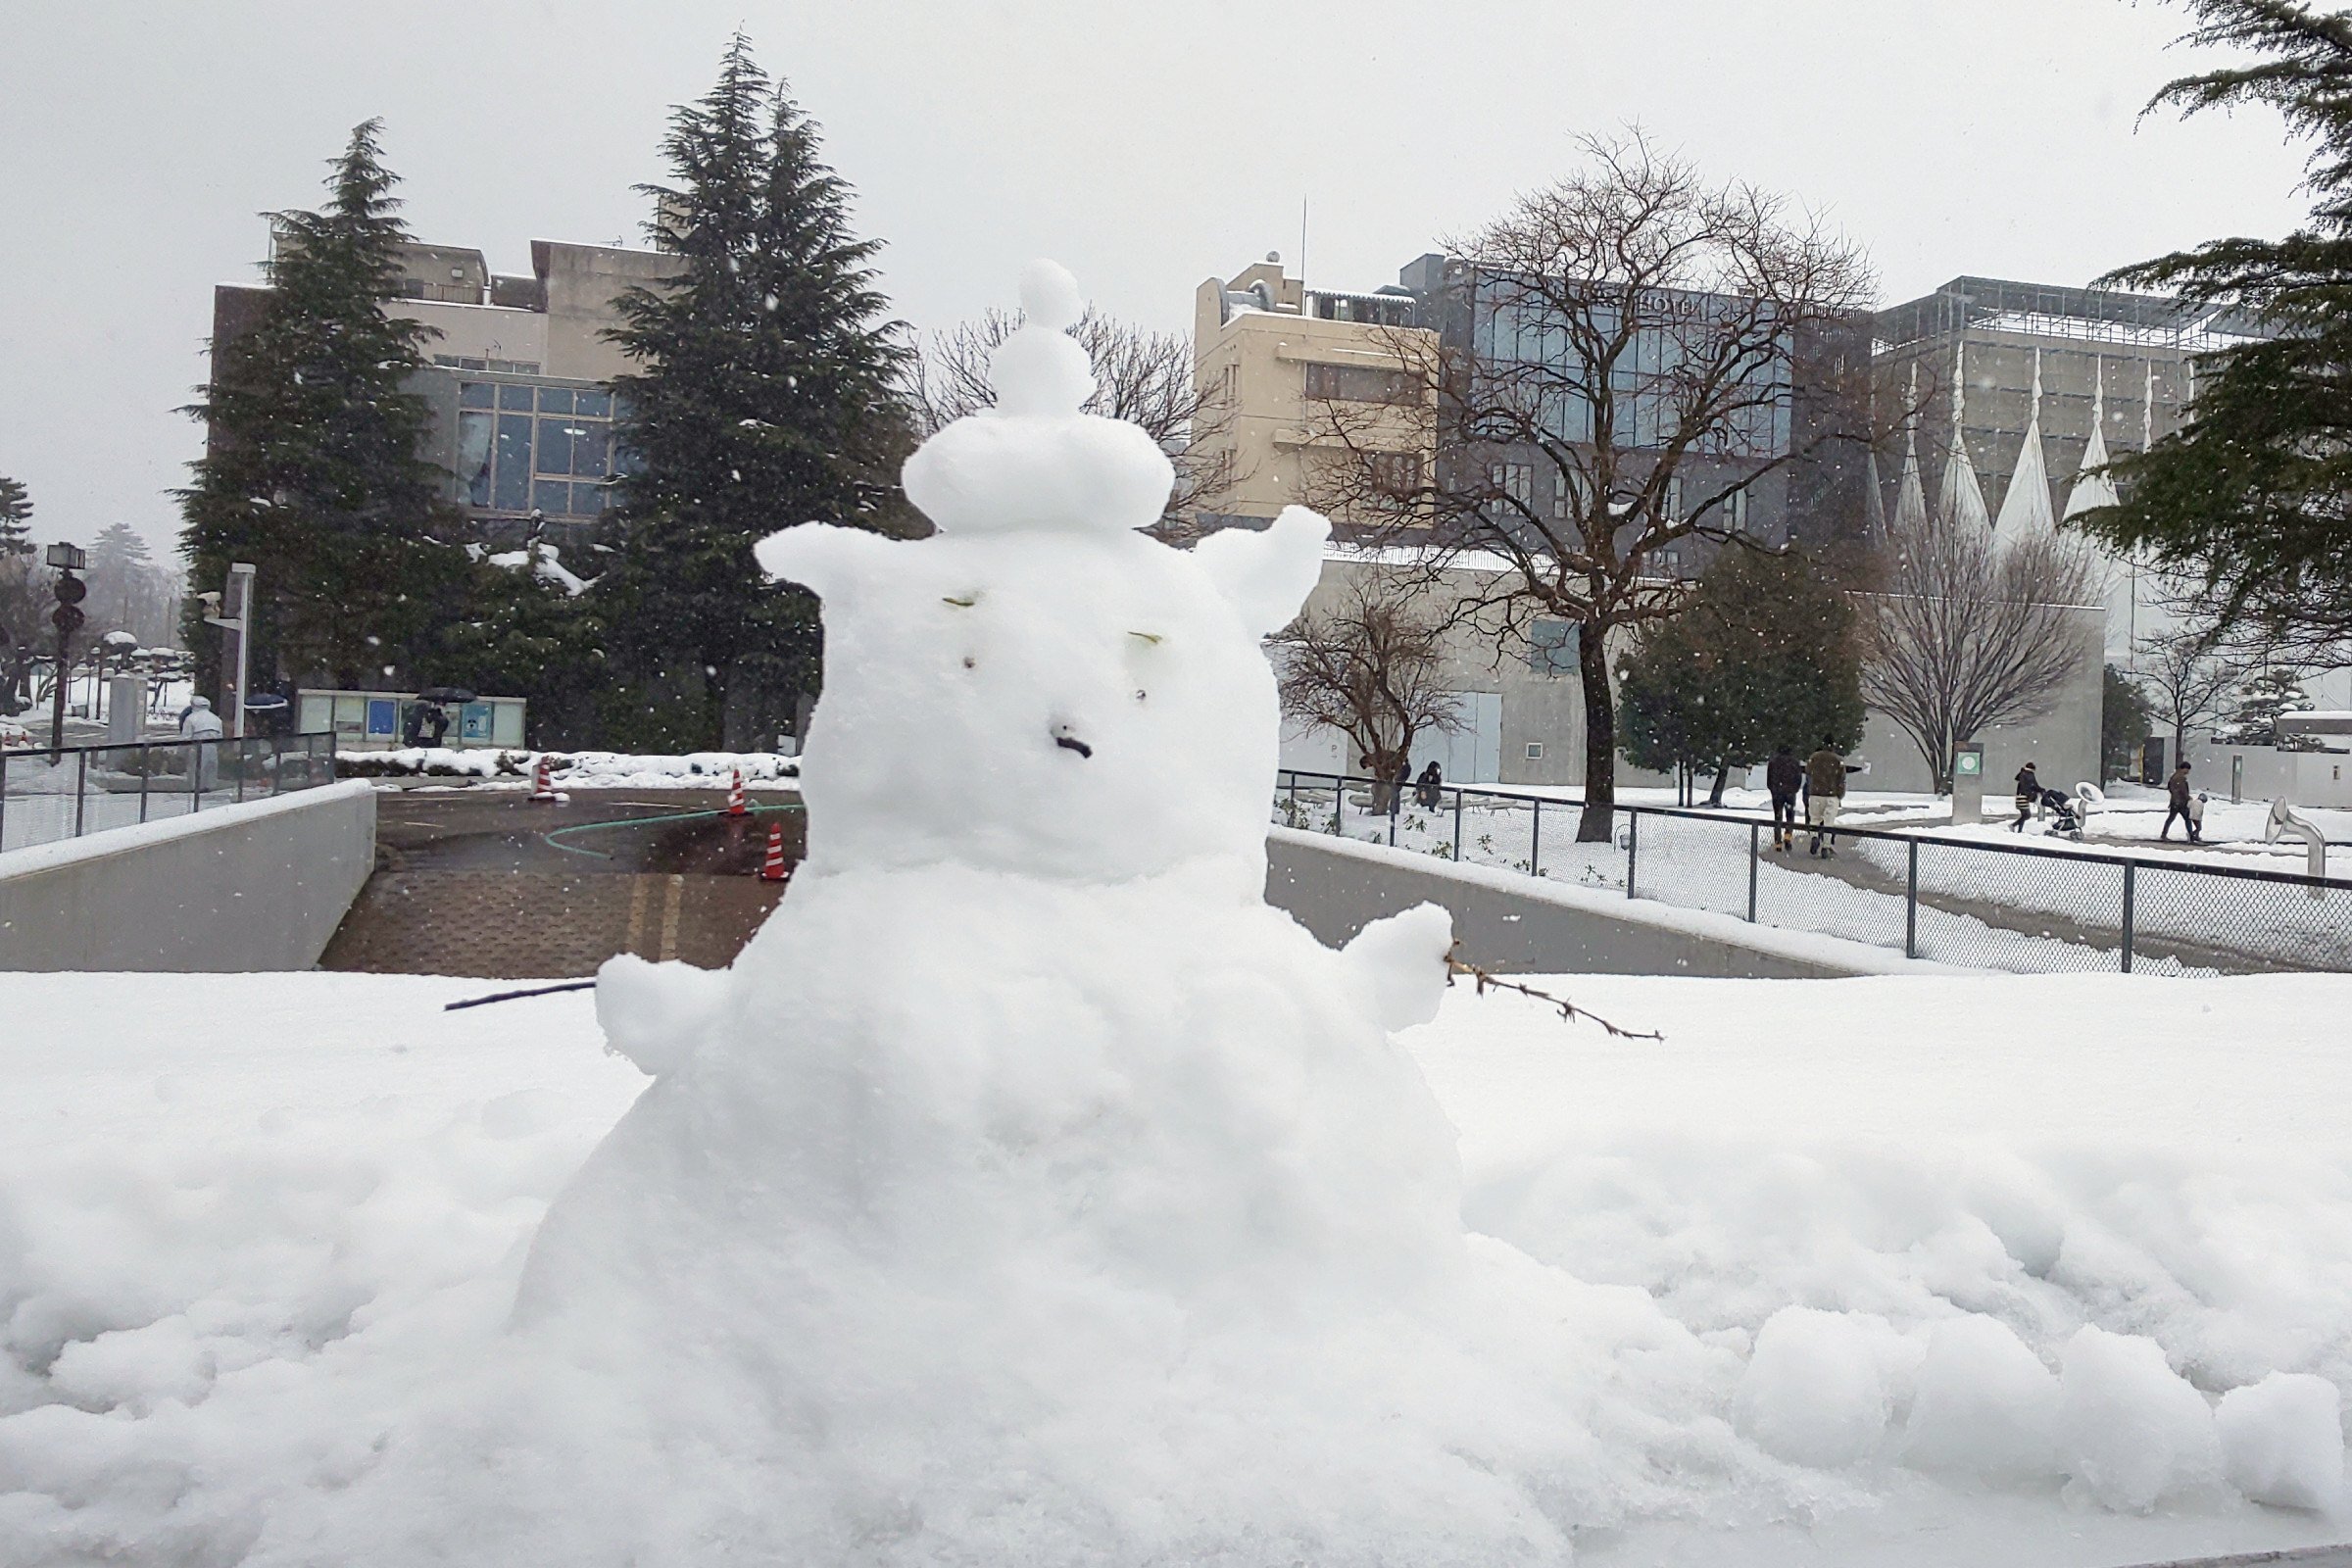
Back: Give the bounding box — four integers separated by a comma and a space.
1936, 344, 1990, 531
2062, 361, 2136, 663
1892, 363, 1929, 534
1993, 349, 2056, 538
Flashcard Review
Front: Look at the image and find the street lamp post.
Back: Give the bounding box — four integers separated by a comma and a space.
45, 542, 87, 764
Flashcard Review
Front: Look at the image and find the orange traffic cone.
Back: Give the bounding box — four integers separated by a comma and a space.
528, 755, 560, 804
726, 767, 748, 817
759, 822, 789, 882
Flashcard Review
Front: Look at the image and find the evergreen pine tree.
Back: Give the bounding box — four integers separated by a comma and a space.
2078, 1, 2352, 658
2220, 666, 2318, 747
179, 120, 469, 695
599, 35, 911, 751
0, 476, 39, 711
1619, 550, 1867, 804
0, 476, 31, 559
89, 521, 157, 639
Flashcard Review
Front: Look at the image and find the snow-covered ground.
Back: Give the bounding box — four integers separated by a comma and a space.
336, 747, 800, 789
2, 968, 2346, 1566
1286, 786, 2352, 975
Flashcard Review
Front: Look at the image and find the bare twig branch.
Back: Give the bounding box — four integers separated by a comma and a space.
1443, 942, 1663, 1040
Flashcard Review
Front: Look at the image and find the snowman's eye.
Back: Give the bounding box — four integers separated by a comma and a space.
961, 656, 976, 670
1133, 689, 1147, 702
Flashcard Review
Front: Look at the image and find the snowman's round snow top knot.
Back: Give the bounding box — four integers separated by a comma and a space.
902, 260, 1175, 535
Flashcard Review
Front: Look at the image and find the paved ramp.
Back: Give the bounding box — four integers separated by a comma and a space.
319, 789, 802, 979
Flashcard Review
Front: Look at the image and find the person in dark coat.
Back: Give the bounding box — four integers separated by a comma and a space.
2011, 761, 2040, 832
1765, 743, 1802, 852
1390, 756, 1411, 819
2161, 760, 2199, 842
1415, 760, 1444, 811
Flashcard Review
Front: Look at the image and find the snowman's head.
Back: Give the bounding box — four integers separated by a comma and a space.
757, 262, 1328, 886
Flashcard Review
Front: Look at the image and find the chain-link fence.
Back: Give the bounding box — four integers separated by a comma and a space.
0, 733, 336, 856
1272, 771, 2352, 976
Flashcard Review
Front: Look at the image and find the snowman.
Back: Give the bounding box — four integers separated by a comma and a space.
286, 266, 1720, 1568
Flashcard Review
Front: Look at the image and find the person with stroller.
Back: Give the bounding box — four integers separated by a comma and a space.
2010, 761, 2041, 832
2162, 760, 2202, 843
1766, 743, 1802, 852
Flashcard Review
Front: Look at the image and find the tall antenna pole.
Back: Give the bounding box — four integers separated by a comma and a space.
1298, 197, 1308, 288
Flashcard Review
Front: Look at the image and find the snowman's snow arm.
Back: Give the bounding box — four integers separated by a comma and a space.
755, 522, 904, 604
1189, 506, 1330, 638
1341, 902, 1453, 1033
596, 953, 731, 1076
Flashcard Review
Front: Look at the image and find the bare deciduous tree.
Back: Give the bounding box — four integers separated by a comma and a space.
912, 308, 1212, 531
1300, 131, 1878, 840
1859, 502, 2100, 791
1276, 578, 1462, 812
2132, 621, 2242, 762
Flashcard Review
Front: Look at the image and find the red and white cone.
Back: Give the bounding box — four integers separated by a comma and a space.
527, 755, 560, 804
726, 768, 748, 817
759, 822, 789, 882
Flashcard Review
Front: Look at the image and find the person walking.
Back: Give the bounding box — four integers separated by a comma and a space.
1804, 735, 1849, 857
2010, 761, 2041, 833
1765, 743, 1802, 852
2161, 760, 2196, 842
179, 695, 223, 792
1415, 760, 1444, 811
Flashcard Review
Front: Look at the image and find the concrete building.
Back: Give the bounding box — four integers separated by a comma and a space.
211, 233, 681, 549
1870, 276, 2265, 669
1190, 257, 1437, 534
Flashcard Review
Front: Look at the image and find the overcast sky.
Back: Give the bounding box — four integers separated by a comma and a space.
0, 0, 2316, 563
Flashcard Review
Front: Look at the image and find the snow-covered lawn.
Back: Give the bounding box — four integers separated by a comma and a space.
3, 968, 2347, 1565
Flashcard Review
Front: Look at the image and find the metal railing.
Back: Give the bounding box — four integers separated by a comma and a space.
0, 733, 336, 857
1273, 769, 2352, 976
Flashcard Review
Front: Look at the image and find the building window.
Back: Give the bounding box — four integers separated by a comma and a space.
1525, 742, 1544, 760
1664, 474, 1684, 521
1529, 618, 1577, 675
1726, 485, 1749, 534
1492, 461, 1534, 511
1303, 361, 1415, 405
1367, 451, 1421, 494
460, 381, 619, 517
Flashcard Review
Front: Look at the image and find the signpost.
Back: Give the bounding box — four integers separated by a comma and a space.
1951, 743, 1985, 825
202, 563, 257, 739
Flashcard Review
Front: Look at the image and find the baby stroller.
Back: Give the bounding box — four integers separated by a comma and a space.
2038, 787, 2082, 840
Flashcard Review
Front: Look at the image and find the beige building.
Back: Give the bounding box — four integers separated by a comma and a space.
1190, 257, 1435, 534
211, 233, 681, 546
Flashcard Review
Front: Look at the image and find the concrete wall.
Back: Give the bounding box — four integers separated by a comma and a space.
0, 781, 376, 973
1854, 601, 2105, 796
2186, 742, 2352, 810
1277, 556, 2106, 797
1265, 827, 1927, 979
